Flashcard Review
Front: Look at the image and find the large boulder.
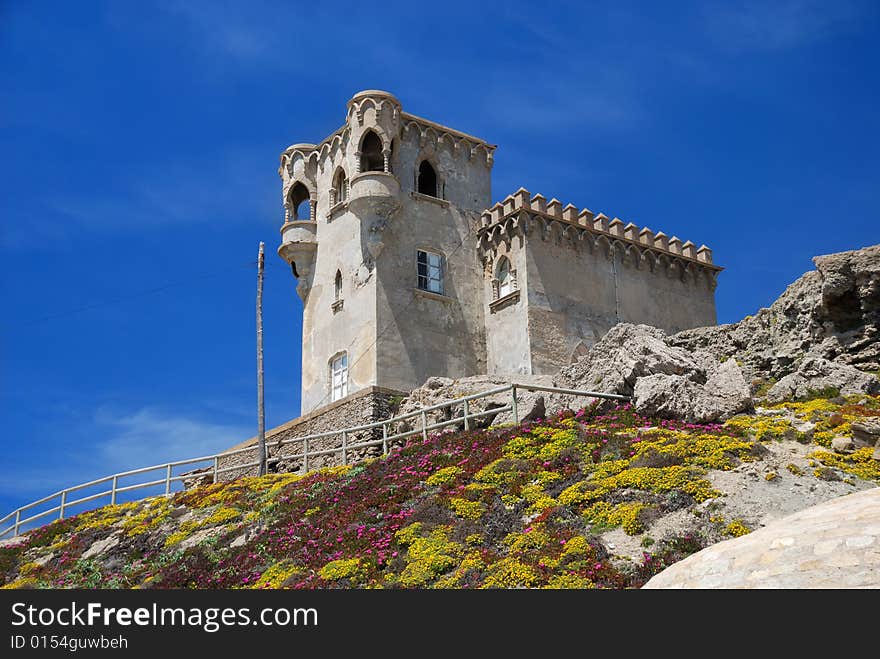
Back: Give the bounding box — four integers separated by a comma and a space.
765, 356, 880, 403
633, 359, 753, 422
558, 324, 710, 396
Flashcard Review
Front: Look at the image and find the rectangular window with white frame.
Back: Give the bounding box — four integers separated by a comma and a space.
330, 352, 348, 402
417, 249, 443, 295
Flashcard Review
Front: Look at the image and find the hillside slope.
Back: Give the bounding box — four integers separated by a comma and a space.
2, 395, 878, 589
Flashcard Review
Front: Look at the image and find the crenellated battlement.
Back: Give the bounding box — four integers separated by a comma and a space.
478, 188, 721, 273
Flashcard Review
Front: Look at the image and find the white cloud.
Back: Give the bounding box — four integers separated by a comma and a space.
704, 0, 867, 51
93, 406, 251, 467
0, 407, 251, 501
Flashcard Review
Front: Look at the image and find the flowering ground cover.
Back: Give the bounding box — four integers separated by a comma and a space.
2, 395, 878, 589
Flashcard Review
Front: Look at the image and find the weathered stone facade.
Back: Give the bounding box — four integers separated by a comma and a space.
217, 386, 404, 480
278, 90, 721, 416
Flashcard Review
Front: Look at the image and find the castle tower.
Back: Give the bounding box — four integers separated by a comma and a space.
278, 90, 496, 414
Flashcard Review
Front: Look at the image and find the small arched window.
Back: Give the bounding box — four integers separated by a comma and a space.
334, 270, 342, 301
289, 182, 311, 221
360, 131, 384, 172
417, 160, 438, 197
333, 170, 348, 204
497, 257, 512, 298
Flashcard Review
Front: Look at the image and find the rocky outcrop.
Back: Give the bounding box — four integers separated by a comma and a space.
557, 324, 710, 396
634, 359, 753, 423
766, 357, 880, 403
671, 244, 880, 383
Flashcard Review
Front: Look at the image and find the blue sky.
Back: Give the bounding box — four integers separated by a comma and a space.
1, 1, 878, 516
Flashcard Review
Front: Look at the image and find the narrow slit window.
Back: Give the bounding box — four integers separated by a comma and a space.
330, 353, 348, 401
417, 250, 443, 295
334, 270, 342, 301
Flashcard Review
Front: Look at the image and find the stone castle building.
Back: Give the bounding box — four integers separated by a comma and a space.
278, 90, 721, 416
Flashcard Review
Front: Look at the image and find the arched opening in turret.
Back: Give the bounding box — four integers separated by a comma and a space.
289, 182, 311, 221
334, 270, 342, 301
417, 160, 438, 197
360, 131, 384, 172
332, 168, 348, 204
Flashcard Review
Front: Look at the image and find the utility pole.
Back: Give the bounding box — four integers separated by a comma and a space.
256, 241, 267, 476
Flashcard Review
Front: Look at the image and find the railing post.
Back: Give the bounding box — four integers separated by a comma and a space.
342, 431, 348, 466
463, 399, 470, 431
382, 423, 388, 455
303, 437, 309, 474
59, 491, 67, 520
511, 385, 518, 424
14, 510, 20, 537
212, 457, 219, 484
421, 411, 428, 442
111, 476, 118, 505
165, 465, 172, 496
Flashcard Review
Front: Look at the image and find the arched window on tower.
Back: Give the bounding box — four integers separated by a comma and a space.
360, 131, 384, 172
289, 182, 311, 221
492, 256, 517, 302
332, 169, 348, 205
417, 160, 438, 197
497, 257, 512, 298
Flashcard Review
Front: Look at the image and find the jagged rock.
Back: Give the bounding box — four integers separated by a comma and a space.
765, 357, 880, 403
831, 436, 855, 453
671, 245, 880, 380
633, 374, 702, 420
558, 324, 710, 397
792, 419, 816, 441
851, 418, 880, 448
633, 360, 752, 423
520, 397, 546, 423
82, 534, 121, 560
700, 359, 754, 420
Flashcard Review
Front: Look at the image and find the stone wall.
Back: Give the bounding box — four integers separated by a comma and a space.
478, 188, 720, 375
216, 386, 405, 481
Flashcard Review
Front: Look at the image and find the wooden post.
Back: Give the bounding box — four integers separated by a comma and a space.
511, 385, 518, 423
213, 457, 219, 484
165, 465, 172, 496
342, 431, 348, 466
14, 510, 20, 537
382, 423, 388, 455
257, 242, 267, 476
463, 399, 470, 431
111, 476, 118, 505
59, 491, 67, 520
421, 411, 428, 442
303, 437, 309, 474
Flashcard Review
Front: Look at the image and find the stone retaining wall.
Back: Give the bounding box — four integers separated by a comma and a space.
216, 386, 405, 481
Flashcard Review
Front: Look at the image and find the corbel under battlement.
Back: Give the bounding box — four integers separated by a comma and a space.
477, 188, 721, 274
